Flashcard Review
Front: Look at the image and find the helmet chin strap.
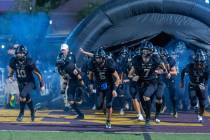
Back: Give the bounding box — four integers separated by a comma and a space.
194, 62, 204, 68
143, 53, 152, 58
17, 56, 26, 63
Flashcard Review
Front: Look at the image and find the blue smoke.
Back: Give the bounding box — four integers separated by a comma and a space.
9, 13, 49, 46
0, 12, 49, 66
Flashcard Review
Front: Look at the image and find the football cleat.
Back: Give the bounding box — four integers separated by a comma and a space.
16, 113, 24, 122
31, 111, 35, 122
105, 121, 111, 129
154, 117, 160, 123
120, 109, 125, 115
197, 115, 203, 123
160, 106, 167, 114
75, 114, 84, 120
137, 114, 144, 121
173, 112, 178, 118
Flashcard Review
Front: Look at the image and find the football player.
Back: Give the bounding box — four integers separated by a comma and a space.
57, 43, 76, 112
88, 48, 120, 128
8, 45, 44, 122
129, 40, 165, 128
159, 48, 178, 118
128, 46, 145, 121
56, 44, 85, 119
180, 49, 209, 123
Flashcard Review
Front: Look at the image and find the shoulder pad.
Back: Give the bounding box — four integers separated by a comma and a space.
26, 57, 34, 66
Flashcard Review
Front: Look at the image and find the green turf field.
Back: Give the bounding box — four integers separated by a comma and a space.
0, 131, 210, 140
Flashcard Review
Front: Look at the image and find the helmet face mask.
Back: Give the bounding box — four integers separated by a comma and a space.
94, 48, 106, 65
140, 40, 154, 59
121, 53, 127, 58
16, 52, 26, 61
120, 48, 128, 58
95, 56, 104, 65
15, 45, 27, 62
142, 49, 153, 59
195, 61, 204, 69
159, 48, 169, 59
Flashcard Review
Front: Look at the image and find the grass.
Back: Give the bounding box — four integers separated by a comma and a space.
0, 131, 210, 140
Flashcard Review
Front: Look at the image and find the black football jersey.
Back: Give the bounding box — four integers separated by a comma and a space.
64, 62, 79, 82
9, 57, 36, 83
56, 52, 76, 75
132, 54, 162, 81
88, 58, 116, 85
181, 63, 209, 84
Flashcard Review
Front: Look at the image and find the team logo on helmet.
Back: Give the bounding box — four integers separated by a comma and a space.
95, 48, 106, 58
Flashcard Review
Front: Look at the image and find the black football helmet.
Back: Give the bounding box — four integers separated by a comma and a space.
140, 40, 154, 57
15, 45, 28, 61
158, 48, 169, 58
94, 48, 106, 65
135, 46, 141, 56
95, 48, 106, 58
194, 49, 207, 64
120, 48, 129, 57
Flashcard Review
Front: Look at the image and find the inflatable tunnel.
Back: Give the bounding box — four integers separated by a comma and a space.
66, 0, 210, 56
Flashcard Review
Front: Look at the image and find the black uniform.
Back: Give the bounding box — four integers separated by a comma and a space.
64, 52, 76, 64
9, 57, 36, 99
56, 54, 84, 118
64, 63, 83, 102
9, 56, 40, 120
89, 58, 116, 109
132, 54, 163, 122
132, 54, 162, 97
181, 63, 209, 116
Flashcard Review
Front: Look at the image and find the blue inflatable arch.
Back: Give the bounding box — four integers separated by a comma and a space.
66, 0, 210, 57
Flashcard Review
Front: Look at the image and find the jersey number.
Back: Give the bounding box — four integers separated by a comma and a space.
144, 69, 150, 77
99, 71, 106, 80
17, 69, 27, 78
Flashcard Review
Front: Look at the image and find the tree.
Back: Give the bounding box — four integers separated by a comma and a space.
76, 0, 104, 21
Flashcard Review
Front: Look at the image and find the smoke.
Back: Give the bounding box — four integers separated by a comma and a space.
0, 12, 49, 65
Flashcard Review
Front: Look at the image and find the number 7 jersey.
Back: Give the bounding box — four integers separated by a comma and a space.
132, 54, 163, 81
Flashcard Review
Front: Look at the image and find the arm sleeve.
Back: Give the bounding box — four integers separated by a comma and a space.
107, 60, 116, 73
168, 57, 176, 68
131, 56, 138, 68
88, 59, 94, 71
9, 57, 15, 69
